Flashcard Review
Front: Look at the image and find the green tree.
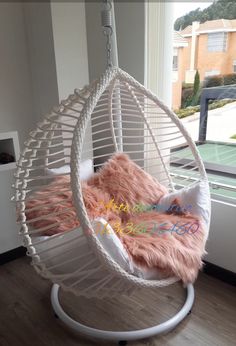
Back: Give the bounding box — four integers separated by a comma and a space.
191, 71, 201, 106
193, 70, 200, 96
181, 71, 201, 108
174, 0, 236, 31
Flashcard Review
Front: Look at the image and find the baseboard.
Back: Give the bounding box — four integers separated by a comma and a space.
0, 246, 26, 265
203, 261, 236, 286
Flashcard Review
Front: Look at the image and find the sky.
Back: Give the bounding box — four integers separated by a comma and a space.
173, 2, 214, 21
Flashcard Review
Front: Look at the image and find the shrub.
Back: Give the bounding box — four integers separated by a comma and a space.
191, 89, 201, 106
182, 82, 193, 89
181, 87, 193, 108
223, 73, 236, 86
175, 99, 235, 119
204, 74, 236, 88
204, 75, 224, 88
193, 70, 200, 96
208, 99, 235, 110
191, 71, 201, 106
181, 71, 201, 108
230, 134, 236, 139
175, 105, 200, 118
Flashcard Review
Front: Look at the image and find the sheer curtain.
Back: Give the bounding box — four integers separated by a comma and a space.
144, 1, 174, 187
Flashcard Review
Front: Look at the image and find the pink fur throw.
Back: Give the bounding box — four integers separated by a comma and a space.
87, 153, 168, 206
118, 207, 205, 283
25, 153, 206, 283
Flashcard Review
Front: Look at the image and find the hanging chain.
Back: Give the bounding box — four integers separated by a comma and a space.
101, 0, 113, 67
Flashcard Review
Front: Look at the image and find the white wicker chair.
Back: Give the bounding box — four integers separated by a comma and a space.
14, 67, 209, 343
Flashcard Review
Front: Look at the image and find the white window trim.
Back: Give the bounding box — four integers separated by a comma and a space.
205, 70, 220, 77
144, 1, 173, 180
233, 60, 236, 73
145, 1, 173, 107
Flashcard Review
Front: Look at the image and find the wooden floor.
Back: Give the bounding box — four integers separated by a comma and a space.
0, 257, 235, 346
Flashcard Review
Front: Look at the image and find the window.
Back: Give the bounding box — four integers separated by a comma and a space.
205, 70, 220, 77
171, 3, 236, 206
173, 55, 178, 71
172, 49, 178, 71
233, 60, 236, 73
172, 49, 178, 82
207, 32, 227, 52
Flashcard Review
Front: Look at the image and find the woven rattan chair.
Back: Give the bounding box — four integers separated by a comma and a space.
14, 66, 210, 343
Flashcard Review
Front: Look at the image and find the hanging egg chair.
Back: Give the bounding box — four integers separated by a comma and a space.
14, 1, 210, 344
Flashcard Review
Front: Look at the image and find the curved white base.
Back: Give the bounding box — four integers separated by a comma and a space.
51, 283, 194, 342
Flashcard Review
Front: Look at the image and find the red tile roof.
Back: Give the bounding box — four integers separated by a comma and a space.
173, 31, 188, 46
180, 19, 236, 36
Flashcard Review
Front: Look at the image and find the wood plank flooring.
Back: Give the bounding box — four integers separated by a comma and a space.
0, 257, 235, 346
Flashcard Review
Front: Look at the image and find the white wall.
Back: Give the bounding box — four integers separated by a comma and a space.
85, 1, 108, 81
51, 1, 92, 160
0, 3, 34, 252
115, 1, 145, 84
23, 2, 59, 122
0, 3, 34, 148
51, 2, 89, 99
85, 1, 145, 83
206, 200, 236, 272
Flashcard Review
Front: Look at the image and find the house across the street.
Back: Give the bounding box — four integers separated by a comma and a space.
172, 19, 236, 110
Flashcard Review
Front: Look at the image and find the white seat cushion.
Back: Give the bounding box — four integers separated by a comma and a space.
92, 218, 170, 280
92, 218, 135, 274
158, 180, 211, 240
45, 159, 93, 181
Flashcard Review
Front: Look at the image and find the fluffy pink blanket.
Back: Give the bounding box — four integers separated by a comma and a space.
25, 153, 206, 283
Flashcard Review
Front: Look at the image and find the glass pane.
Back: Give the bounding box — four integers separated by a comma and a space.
172, 2, 236, 203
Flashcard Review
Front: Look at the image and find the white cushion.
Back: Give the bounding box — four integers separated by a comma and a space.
92, 218, 135, 274
158, 180, 211, 239
45, 159, 93, 181
92, 218, 167, 280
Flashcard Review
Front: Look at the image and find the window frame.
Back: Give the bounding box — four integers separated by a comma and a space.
173, 54, 178, 71
205, 70, 220, 78
207, 32, 227, 52
233, 60, 236, 73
